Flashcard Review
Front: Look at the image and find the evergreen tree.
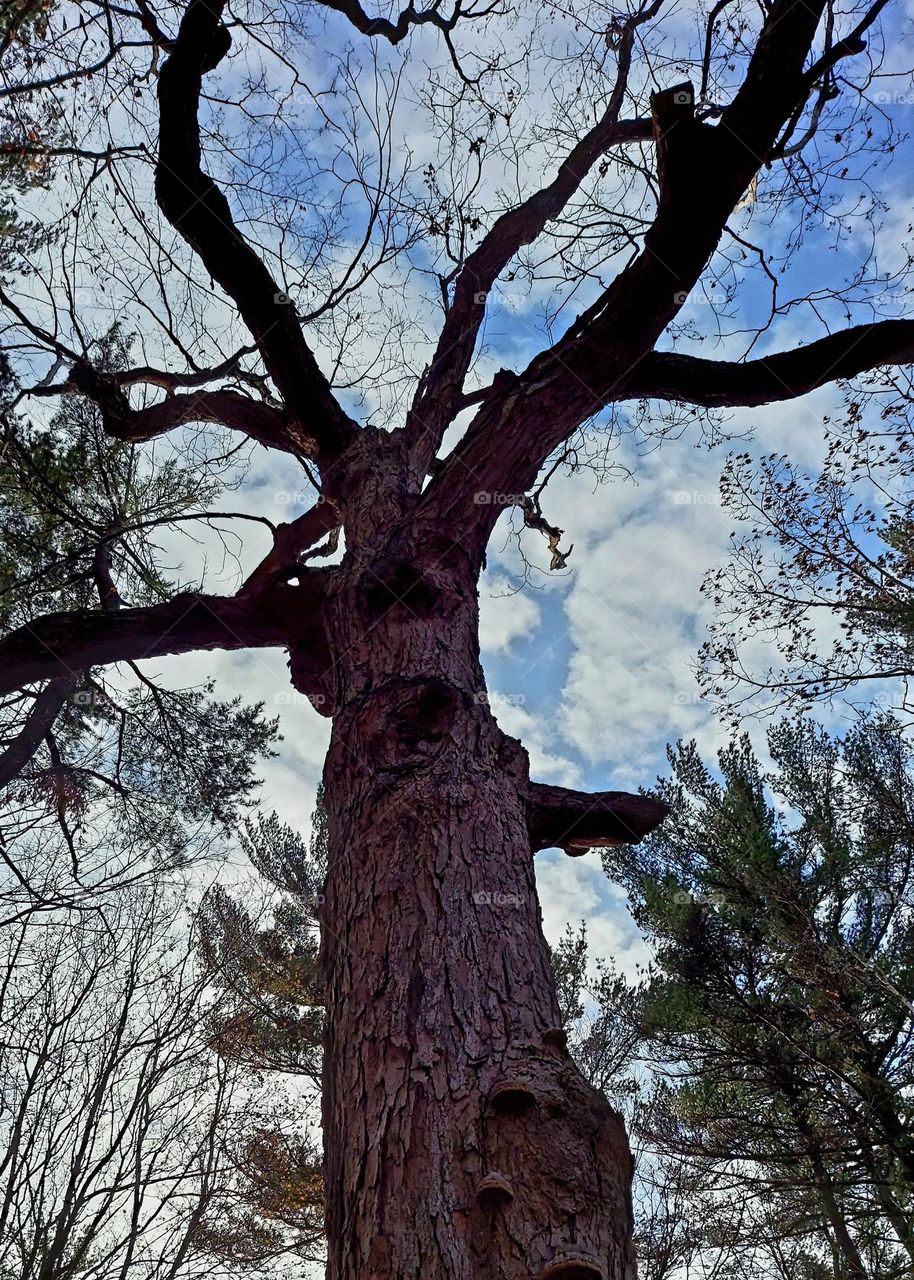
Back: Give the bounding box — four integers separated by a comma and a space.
600, 716, 914, 1279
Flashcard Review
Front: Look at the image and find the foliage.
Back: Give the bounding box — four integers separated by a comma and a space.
194, 793, 329, 1269
0, 326, 278, 916
596, 715, 914, 1278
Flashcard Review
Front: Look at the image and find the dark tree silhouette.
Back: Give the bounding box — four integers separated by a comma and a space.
2, 0, 913, 1274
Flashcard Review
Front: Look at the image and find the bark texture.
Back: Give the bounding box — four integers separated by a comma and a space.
316, 434, 636, 1280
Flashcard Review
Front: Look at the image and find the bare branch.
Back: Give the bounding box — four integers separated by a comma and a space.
155, 0, 357, 464
418, 0, 839, 558
240, 499, 342, 595
111, 345, 260, 390
68, 364, 309, 454
132, 0, 177, 49
623, 321, 914, 408
406, 6, 656, 475
315, 0, 472, 44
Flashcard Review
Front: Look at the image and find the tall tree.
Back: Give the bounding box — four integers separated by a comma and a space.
0, 873, 243, 1280
2, 0, 913, 1273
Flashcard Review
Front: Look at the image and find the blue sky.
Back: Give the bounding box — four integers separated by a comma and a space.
9, 0, 914, 978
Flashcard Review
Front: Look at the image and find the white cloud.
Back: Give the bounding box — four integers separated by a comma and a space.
478, 574, 542, 654
537, 851, 650, 982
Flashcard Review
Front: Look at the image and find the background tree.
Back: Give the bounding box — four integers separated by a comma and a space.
194, 802, 327, 1269
1, 0, 914, 1273
0, 871, 241, 1280
599, 715, 914, 1280
0, 326, 280, 921
700, 377, 914, 719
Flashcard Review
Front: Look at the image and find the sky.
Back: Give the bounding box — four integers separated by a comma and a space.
150, 379, 895, 982
7, 0, 914, 984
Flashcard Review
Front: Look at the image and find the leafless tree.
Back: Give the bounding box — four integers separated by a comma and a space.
699, 374, 914, 719
0, 875, 238, 1279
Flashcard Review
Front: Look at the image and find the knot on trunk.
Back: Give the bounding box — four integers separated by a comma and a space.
362, 558, 443, 620
488, 1078, 537, 1117
352, 676, 463, 773
475, 1171, 515, 1209
537, 1255, 604, 1280
471, 1058, 635, 1279
396, 677, 461, 749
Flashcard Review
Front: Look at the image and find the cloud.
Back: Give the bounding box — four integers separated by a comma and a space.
479, 574, 542, 654
537, 850, 650, 982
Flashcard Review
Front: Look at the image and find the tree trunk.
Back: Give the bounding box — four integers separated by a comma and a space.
317, 437, 636, 1279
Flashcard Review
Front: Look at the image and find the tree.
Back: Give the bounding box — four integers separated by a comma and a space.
0, 776, 334, 1280
603, 715, 914, 1280
199, 805, 325, 1083
0, 873, 243, 1280
699, 379, 914, 719
1, 0, 913, 1273
0, 327, 281, 923
195, 802, 328, 1270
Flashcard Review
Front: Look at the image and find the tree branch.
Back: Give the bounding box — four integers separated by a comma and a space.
155, 0, 356, 464
526, 781, 668, 853
0, 677, 78, 788
240, 498, 342, 595
417, 0, 836, 559
69, 365, 308, 454
316, 0, 467, 43
405, 5, 656, 476
111, 344, 260, 390
0, 592, 294, 696
622, 321, 914, 408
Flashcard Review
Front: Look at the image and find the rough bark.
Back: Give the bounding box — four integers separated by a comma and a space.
315, 432, 644, 1280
